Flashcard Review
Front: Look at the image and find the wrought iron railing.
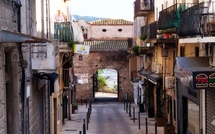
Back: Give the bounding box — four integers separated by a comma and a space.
134, 0, 154, 17
63, 69, 70, 87
157, 3, 193, 30
141, 25, 148, 36
178, 2, 215, 37
54, 22, 74, 42
149, 21, 157, 39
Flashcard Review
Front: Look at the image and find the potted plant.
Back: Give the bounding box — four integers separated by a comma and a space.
131, 45, 139, 55
139, 34, 147, 41
67, 40, 75, 48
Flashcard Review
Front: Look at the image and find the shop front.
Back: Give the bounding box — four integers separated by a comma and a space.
139, 69, 162, 118
174, 57, 215, 134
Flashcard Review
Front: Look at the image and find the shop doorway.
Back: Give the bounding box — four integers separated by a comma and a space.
93, 69, 118, 102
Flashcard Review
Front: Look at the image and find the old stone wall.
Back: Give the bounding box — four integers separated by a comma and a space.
73, 51, 134, 102
0, 1, 20, 134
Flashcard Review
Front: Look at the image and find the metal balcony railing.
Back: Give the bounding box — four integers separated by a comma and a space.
177, 2, 215, 37
149, 21, 157, 39
63, 69, 70, 87
54, 22, 74, 42
141, 25, 148, 36
157, 3, 194, 30
134, 0, 154, 17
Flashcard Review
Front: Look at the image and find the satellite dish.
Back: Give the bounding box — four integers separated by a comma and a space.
77, 19, 88, 34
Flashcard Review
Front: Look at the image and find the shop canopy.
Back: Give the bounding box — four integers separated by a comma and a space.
138, 69, 162, 85
0, 30, 50, 43
174, 57, 215, 90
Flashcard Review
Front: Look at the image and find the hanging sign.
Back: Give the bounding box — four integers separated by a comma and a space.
74, 44, 90, 55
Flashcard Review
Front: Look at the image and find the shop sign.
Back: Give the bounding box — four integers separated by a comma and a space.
74, 44, 90, 55
75, 73, 88, 84
193, 72, 215, 89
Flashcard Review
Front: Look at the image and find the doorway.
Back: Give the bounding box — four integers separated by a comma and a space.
93, 69, 118, 102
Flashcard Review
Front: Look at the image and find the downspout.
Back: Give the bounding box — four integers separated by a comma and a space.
16, 3, 26, 134
46, 0, 49, 39
46, 0, 51, 132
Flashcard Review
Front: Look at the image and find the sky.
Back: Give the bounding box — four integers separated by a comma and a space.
71, 0, 135, 21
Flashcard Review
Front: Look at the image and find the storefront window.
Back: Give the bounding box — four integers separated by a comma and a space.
188, 100, 199, 134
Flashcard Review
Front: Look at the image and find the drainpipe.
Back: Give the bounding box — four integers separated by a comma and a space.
16, 2, 27, 134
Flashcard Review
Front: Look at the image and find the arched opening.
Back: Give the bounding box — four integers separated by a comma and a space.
93, 69, 118, 102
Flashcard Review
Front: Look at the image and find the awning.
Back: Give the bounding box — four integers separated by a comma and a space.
147, 73, 162, 85
33, 72, 59, 81
138, 69, 162, 85
0, 30, 51, 43
174, 57, 215, 90
33, 72, 59, 96
139, 69, 152, 79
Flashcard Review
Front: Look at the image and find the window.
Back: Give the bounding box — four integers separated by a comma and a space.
195, 47, 199, 57
180, 46, 185, 57
102, 29, 107, 32
118, 28, 122, 32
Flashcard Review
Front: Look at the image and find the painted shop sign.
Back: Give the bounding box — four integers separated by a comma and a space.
193, 72, 215, 89
74, 44, 90, 55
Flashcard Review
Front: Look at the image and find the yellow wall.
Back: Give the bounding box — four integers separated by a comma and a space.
129, 56, 138, 80
178, 43, 202, 57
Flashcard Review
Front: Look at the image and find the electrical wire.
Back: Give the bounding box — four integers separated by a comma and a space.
184, 48, 206, 56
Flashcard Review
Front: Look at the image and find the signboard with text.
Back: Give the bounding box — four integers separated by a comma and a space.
74, 44, 90, 55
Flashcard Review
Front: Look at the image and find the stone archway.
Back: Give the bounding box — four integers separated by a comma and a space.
73, 51, 133, 102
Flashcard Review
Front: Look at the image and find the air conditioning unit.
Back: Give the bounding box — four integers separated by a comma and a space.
155, 64, 162, 74
208, 44, 215, 67
165, 76, 175, 89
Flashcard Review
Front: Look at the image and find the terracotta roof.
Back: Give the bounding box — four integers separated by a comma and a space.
84, 40, 128, 51
89, 19, 133, 25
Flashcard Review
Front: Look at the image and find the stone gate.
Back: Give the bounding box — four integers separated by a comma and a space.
73, 39, 133, 102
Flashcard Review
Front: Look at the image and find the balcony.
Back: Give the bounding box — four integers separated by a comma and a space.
54, 22, 84, 52
141, 25, 148, 36
54, 22, 73, 42
177, 2, 215, 37
31, 39, 59, 70
149, 21, 157, 39
157, 3, 193, 30
134, 0, 154, 17
63, 69, 70, 87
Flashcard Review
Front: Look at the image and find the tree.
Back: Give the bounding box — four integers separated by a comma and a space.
97, 69, 107, 91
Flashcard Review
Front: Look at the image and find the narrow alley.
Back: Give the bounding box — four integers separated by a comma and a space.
60, 93, 164, 134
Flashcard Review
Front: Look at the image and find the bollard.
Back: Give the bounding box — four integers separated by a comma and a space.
145, 117, 148, 134
88, 108, 90, 119
126, 100, 128, 113
79, 131, 82, 134
138, 112, 140, 129
81, 96, 83, 106
133, 107, 135, 123
124, 100, 125, 111
87, 111, 90, 124
86, 99, 88, 108
155, 122, 157, 134
129, 101, 131, 117
83, 119, 86, 134
86, 113, 88, 130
